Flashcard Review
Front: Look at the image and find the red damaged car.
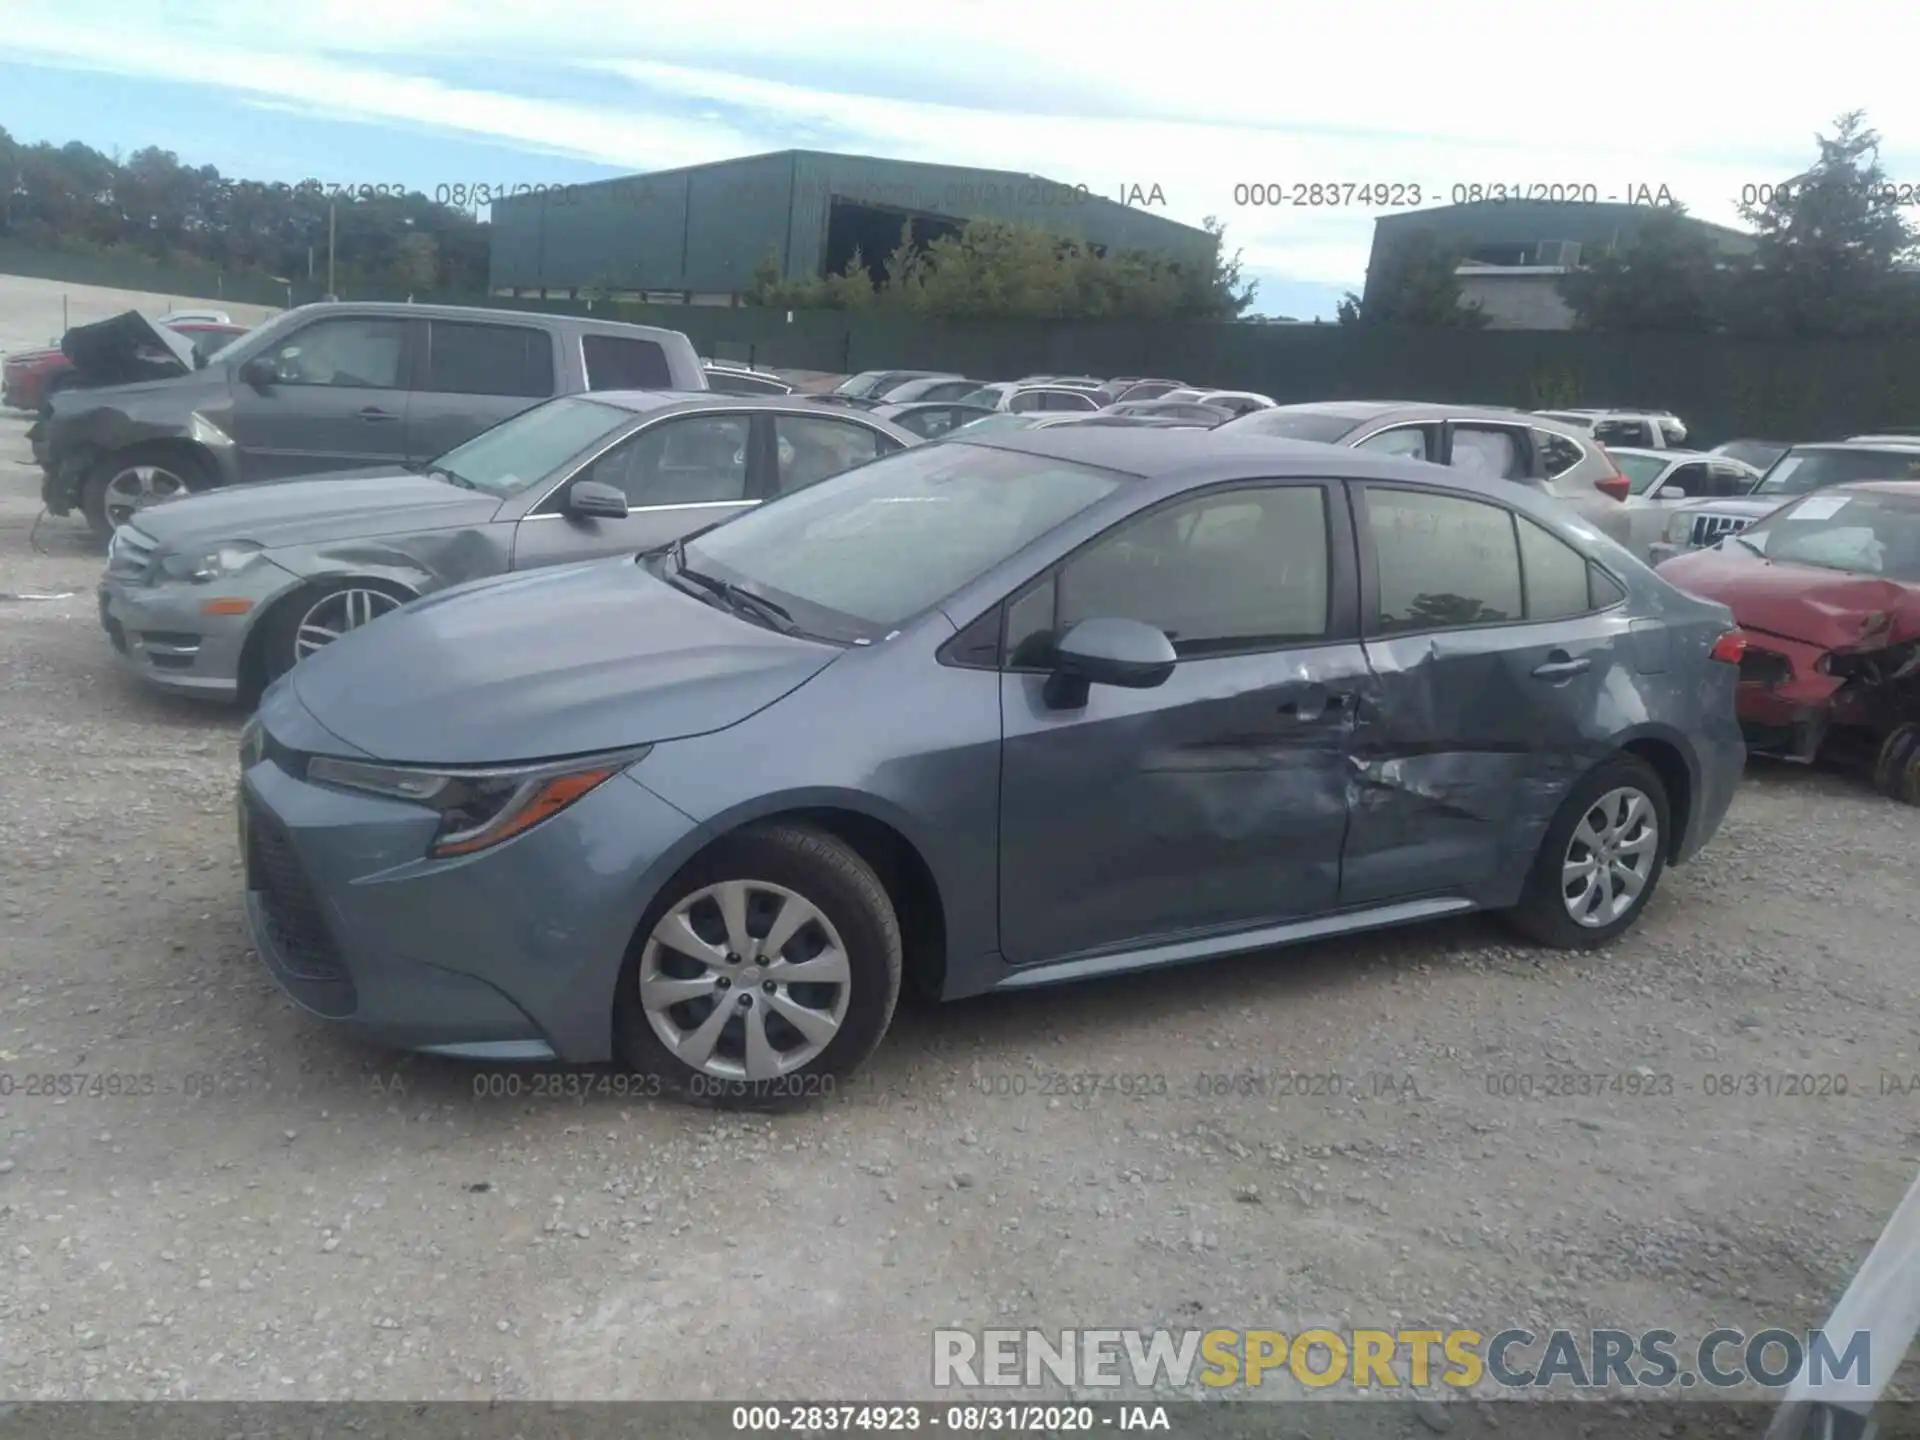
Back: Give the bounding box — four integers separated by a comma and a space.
1658, 481, 1920, 790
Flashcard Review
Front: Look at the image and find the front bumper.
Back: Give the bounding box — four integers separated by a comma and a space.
237, 697, 700, 1062
96, 562, 297, 700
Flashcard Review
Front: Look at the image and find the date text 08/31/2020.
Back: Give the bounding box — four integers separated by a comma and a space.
1229, 182, 1680, 208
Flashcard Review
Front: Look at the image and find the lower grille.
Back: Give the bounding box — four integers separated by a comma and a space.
1689, 512, 1751, 548
244, 796, 348, 984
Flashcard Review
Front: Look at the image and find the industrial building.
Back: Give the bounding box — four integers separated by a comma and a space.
488, 150, 1219, 306
1362, 200, 1758, 330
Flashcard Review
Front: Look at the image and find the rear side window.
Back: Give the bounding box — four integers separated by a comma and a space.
1594, 418, 1653, 446
1531, 429, 1586, 479
425, 322, 555, 398
1589, 568, 1627, 609
1516, 515, 1591, 620
583, 335, 672, 391
1365, 487, 1522, 633
1448, 426, 1527, 481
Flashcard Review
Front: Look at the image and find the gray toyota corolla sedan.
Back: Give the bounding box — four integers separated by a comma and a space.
238, 428, 1747, 1101
98, 393, 914, 701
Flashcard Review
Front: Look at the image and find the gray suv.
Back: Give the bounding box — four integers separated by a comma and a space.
38, 301, 705, 539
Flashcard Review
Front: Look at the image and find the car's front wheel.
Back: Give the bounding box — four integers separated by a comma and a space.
81, 446, 213, 542
614, 823, 903, 1106
1505, 754, 1670, 949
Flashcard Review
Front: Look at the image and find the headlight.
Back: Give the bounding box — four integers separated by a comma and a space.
306, 747, 652, 858
162, 542, 266, 583
238, 717, 264, 770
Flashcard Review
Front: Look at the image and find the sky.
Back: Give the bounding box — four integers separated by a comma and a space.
5, 1, 1919, 321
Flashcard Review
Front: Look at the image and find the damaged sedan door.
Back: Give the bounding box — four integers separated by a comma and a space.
1340, 483, 1634, 907
996, 480, 1370, 966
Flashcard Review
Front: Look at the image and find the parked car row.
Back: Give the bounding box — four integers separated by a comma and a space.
52, 303, 1920, 1096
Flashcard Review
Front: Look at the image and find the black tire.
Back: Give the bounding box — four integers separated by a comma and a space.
614, 823, 903, 1109
1503, 754, 1671, 950
1872, 722, 1920, 797
80, 446, 213, 542
253, 577, 415, 691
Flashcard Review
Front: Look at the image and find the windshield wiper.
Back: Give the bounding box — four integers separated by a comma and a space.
1732, 535, 1765, 557
674, 563, 799, 634
424, 464, 479, 491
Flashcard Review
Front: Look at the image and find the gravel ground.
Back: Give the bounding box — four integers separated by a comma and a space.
1, 385, 1917, 1408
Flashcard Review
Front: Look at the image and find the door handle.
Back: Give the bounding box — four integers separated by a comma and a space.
356, 407, 399, 422
1531, 653, 1592, 681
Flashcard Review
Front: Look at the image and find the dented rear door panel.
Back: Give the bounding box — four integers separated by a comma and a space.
1341, 614, 1635, 909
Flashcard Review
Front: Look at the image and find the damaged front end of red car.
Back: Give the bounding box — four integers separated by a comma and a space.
1735, 609, 1920, 790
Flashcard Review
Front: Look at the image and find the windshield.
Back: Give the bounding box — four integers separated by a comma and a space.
1753, 447, 1920, 497
681, 442, 1123, 637
429, 396, 634, 497
1217, 408, 1364, 444
1713, 440, 1788, 471
835, 371, 889, 396
1737, 489, 1920, 581
957, 385, 1005, 408
1612, 453, 1671, 494
951, 413, 1039, 436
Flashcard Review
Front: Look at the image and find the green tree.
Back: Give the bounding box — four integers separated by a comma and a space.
1557, 206, 1730, 332
1733, 110, 1920, 336
1337, 229, 1488, 327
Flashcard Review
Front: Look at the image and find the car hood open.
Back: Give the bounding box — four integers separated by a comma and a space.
1657, 544, 1920, 650
289, 557, 842, 764
123, 470, 503, 552
60, 310, 199, 385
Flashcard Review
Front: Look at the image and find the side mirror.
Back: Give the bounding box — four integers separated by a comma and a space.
239, 356, 276, 387
1043, 617, 1177, 709
565, 479, 630, 520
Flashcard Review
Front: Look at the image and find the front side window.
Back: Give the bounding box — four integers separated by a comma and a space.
773, 414, 892, 495
1657, 463, 1709, 499
583, 414, 750, 506
682, 444, 1122, 638
1447, 426, 1526, 480
425, 322, 555, 398
1009, 390, 1046, 414
1736, 490, 1920, 580
263, 317, 407, 389
1007, 486, 1331, 665
430, 396, 633, 498
582, 335, 672, 391
1356, 426, 1430, 462
1366, 487, 1523, 633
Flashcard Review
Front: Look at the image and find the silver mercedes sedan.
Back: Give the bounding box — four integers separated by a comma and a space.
95, 393, 916, 702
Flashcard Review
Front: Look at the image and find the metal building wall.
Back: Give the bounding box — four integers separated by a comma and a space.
490, 150, 1216, 294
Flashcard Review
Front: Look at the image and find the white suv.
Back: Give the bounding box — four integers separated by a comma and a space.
1535, 409, 1689, 449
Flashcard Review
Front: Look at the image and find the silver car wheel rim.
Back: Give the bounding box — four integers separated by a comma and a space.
104, 465, 188, 528
639, 879, 852, 1081
1561, 786, 1659, 928
293, 587, 403, 662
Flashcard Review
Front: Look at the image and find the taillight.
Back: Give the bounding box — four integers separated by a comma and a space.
1710, 630, 1747, 664
1592, 444, 1631, 501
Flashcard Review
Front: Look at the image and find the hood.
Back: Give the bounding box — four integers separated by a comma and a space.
1657, 544, 1920, 649
60, 310, 199, 384
289, 558, 842, 764
1670, 498, 1784, 520
125, 471, 503, 552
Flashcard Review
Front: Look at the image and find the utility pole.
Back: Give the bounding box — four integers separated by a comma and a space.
326, 201, 337, 300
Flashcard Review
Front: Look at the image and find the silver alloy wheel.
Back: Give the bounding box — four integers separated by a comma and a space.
103, 464, 189, 528
292, 586, 404, 662
1561, 786, 1659, 927
638, 879, 853, 1080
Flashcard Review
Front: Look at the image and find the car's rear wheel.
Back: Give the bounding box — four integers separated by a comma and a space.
1504, 754, 1670, 949
255, 578, 412, 690
614, 823, 902, 1107
81, 447, 212, 542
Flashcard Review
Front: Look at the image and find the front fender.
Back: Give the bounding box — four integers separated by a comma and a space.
269, 528, 504, 596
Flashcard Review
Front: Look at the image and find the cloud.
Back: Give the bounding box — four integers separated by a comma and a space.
11, 0, 1920, 294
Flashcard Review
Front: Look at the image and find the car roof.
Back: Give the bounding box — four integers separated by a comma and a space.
1793, 440, 1920, 453
276, 300, 686, 337
947, 423, 1550, 496
1846, 480, 1920, 496
1608, 446, 1719, 461
583, 390, 902, 418
1263, 400, 1578, 428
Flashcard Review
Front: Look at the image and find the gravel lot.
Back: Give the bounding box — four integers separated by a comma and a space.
1, 305, 1917, 1408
